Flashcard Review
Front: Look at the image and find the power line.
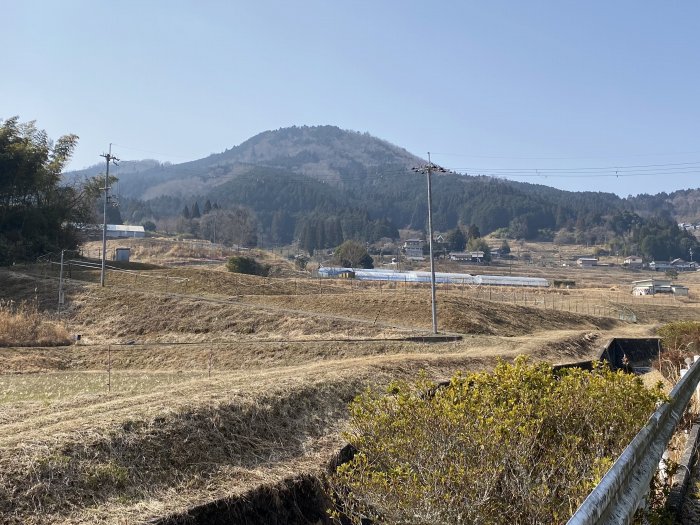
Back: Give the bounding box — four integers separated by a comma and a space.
93, 140, 700, 190
452, 160, 700, 171
431, 151, 700, 160
448, 169, 700, 179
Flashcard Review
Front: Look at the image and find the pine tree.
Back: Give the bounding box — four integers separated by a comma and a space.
192, 201, 201, 219
182, 205, 191, 219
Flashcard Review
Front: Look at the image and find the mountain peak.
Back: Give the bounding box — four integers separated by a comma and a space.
212, 125, 424, 177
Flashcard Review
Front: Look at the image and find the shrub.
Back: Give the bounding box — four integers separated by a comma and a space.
334, 241, 373, 269
658, 321, 700, 353
330, 358, 665, 524
656, 321, 700, 380
295, 255, 309, 271
226, 256, 270, 276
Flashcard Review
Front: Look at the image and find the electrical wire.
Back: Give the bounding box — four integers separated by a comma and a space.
95, 145, 700, 186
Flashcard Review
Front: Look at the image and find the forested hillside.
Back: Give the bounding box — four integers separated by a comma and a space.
62, 125, 700, 260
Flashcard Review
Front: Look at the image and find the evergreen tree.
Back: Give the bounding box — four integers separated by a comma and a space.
203, 199, 212, 214
270, 210, 295, 245
191, 201, 201, 219
467, 224, 481, 239
445, 227, 467, 251
182, 205, 191, 219
500, 239, 511, 255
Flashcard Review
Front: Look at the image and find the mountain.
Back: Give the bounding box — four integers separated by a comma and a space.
68, 125, 424, 200
63, 125, 700, 257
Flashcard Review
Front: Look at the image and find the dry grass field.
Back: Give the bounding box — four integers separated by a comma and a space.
0, 300, 71, 347
1, 238, 699, 524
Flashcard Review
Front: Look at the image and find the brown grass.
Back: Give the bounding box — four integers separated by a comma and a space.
1, 239, 695, 524
0, 300, 71, 347
0, 353, 503, 524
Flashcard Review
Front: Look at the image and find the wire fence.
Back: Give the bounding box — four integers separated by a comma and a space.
2, 339, 430, 397
16, 258, 693, 324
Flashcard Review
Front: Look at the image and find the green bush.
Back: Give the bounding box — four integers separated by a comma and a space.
226, 256, 270, 276
330, 358, 665, 524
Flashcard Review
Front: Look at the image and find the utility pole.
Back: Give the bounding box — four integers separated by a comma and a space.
413, 153, 446, 334
100, 144, 119, 287
58, 249, 65, 314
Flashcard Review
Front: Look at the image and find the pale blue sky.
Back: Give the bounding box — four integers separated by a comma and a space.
3, 1, 700, 196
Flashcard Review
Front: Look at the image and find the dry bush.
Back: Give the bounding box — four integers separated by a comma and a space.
654, 321, 700, 384
0, 300, 71, 347
330, 358, 666, 524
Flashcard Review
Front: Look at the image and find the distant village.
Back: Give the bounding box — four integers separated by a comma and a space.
100, 223, 698, 298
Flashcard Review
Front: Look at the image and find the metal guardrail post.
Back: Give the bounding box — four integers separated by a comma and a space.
567, 357, 700, 525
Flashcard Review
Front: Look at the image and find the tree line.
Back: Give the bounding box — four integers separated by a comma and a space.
0, 117, 96, 264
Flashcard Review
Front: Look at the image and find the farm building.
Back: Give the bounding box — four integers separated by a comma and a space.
576, 257, 598, 267
105, 224, 146, 238
449, 251, 486, 263
669, 259, 697, 271
632, 278, 688, 296
318, 267, 549, 287
623, 256, 643, 269
672, 285, 690, 296
649, 259, 697, 272
403, 239, 425, 260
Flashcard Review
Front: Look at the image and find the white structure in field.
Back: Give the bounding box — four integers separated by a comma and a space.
449, 251, 486, 263
105, 224, 145, 238
623, 256, 643, 268
632, 278, 689, 296
576, 257, 598, 267
318, 267, 549, 287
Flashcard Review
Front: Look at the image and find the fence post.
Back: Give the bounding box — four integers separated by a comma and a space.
107, 345, 112, 393
208, 347, 213, 378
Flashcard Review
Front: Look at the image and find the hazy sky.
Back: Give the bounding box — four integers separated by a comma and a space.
3, 1, 700, 196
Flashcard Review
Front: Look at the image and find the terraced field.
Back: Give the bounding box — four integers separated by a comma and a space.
1, 241, 698, 524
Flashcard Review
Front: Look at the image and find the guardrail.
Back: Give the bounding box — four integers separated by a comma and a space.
567, 356, 700, 525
